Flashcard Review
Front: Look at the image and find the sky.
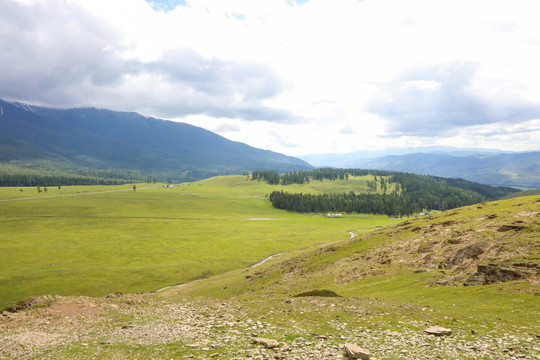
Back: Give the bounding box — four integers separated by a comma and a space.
1, 0, 540, 156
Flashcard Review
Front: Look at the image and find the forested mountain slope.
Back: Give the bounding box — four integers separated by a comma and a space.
0, 99, 312, 184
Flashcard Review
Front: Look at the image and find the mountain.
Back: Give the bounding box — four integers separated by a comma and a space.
299, 146, 506, 168
353, 152, 540, 189
0, 99, 312, 183
300, 149, 540, 189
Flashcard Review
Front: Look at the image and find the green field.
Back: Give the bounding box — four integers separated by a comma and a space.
0, 175, 405, 307
168, 194, 539, 334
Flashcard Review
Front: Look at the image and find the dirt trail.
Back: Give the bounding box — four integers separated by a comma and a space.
251, 252, 288, 267
0, 186, 158, 202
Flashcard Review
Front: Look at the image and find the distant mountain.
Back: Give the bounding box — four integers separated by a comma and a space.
306, 151, 538, 189
354, 152, 540, 189
300, 148, 540, 189
299, 146, 507, 168
0, 99, 312, 183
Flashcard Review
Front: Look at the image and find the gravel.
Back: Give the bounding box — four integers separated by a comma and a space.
1, 294, 538, 359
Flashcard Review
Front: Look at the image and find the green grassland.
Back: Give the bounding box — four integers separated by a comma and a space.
1, 179, 538, 359
168, 195, 540, 332
0, 175, 405, 307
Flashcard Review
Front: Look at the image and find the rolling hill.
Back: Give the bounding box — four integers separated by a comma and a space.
0, 99, 312, 183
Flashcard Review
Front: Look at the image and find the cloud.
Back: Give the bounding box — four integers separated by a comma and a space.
1, 0, 539, 155
0, 0, 294, 122
213, 123, 241, 132
339, 126, 356, 134
0, 0, 125, 103
146, 49, 285, 101
368, 61, 540, 137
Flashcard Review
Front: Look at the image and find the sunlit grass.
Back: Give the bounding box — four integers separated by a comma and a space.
0, 176, 405, 306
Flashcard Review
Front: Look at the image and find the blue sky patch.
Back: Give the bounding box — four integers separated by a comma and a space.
145, 0, 187, 13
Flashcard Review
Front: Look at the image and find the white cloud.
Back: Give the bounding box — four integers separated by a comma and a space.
1, 0, 539, 155
368, 61, 540, 137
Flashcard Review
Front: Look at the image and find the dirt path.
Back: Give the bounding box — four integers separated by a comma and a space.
0, 186, 158, 202
251, 252, 288, 267
154, 252, 289, 293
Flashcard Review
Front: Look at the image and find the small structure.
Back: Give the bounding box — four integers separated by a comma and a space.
325, 213, 343, 218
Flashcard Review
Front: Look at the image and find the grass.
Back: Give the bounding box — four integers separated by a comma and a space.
169, 195, 540, 332
1, 184, 538, 359
0, 175, 405, 307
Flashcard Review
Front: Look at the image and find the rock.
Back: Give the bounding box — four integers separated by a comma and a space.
466, 264, 531, 285
104, 292, 123, 298
343, 343, 370, 359
253, 337, 279, 349
497, 224, 526, 232
449, 242, 489, 267
424, 326, 452, 336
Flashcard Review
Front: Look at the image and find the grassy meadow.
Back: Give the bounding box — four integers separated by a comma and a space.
167, 194, 540, 336
0, 175, 405, 307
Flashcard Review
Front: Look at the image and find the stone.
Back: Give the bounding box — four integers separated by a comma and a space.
343, 343, 370, 359
253, 337, 279, 349
424, 326, 452, 336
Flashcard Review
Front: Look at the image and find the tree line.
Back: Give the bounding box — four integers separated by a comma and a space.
261, 168, 518, 216
252, 168, 403, 185
0, 173, 131, 187
269, 189, 486, 217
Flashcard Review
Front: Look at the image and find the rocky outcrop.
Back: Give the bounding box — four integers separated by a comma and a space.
449, 242, 489, 267
253, 337, 279, 349
424, 326, 452, 336
466, 263, 539, 285
343, 343, 370, 359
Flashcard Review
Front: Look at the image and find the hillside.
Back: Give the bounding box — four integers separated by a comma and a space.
301, 150, 540, 189
174, 195, 539, 300
0, 99, 312, 183
1, 194, 538, 359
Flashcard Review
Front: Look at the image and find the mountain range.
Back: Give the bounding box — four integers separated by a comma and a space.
0, 99, 312, 182
2, 98, 538, 188
301, 148, 540, 189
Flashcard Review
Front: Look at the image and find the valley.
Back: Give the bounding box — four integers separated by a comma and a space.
1, 175, 538, 359
0, 175, 404, 307
3, 2, 540, 358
